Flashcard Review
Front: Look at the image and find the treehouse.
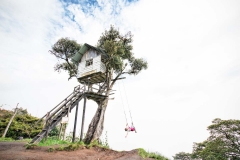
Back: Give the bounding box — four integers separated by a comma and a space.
72, 43, 108, 84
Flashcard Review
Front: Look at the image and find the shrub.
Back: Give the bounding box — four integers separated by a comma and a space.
138, 148, 169, 160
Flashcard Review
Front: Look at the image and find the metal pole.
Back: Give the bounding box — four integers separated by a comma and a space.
80, 96, 87, 142
72, 102, 79, 143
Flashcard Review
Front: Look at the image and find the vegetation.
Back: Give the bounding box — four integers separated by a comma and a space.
38, 136, 70, 146
49, 37, 82, 80
25, 143, 38, 149
173, 118, 240, 160
0, 108, 43, 139
0, 137, 14, 142
99, 131, 110, 149
138, 148, 169, 160
49, 25, 148, 144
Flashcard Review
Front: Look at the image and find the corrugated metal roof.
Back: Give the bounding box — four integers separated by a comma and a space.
71, 43, 108, 63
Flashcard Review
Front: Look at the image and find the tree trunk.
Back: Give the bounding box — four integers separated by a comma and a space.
83, 72, 112, 144
83, 98, 109, 144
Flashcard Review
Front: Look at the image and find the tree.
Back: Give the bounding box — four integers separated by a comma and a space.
173, 152, 192, 160
207, 118, 240, 159
191, 118, 240, 160
50, 25, 148, 143
49, 37, 82, 80
192, 139, 228, 160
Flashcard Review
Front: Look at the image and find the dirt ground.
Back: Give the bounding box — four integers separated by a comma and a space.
0, 142, 154, 160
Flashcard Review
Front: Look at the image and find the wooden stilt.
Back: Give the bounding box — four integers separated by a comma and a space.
63, 123, 67, 141
58, 123, 63, 140
80, 96, 87, 141
72, 103, 79, 143
44, 112, 50, 142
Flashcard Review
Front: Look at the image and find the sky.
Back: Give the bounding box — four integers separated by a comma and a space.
0, 0, 240, 158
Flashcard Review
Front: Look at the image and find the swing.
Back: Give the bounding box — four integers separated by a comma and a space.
118, 81, 137, 137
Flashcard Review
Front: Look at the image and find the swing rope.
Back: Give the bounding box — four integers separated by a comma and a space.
121, 80, 134, 127
117, 81, 128, 124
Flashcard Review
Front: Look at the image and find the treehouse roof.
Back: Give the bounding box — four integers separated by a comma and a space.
71, 43, 107, 63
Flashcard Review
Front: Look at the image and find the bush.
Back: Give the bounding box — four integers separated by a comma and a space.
63, 143, 80, 151
47, 147, 55, 152
138, 148, 169, 160
25, 143, 37, 149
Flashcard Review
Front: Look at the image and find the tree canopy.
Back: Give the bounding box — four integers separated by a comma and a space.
173, 118, 240, 160
49, 25, 147, 80
49, 38, 82, 79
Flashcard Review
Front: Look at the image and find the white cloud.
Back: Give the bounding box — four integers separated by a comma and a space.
0, 0, 240, 158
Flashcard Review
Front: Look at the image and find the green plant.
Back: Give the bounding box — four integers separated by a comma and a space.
38, 136, 70, 146
63, 143, 80, 151
0, 108, 43, 139
47, 147, 55, 152
78, 141, 85, 146
25, 143, 37, 149
138, 148, 148, 158
56, 145, 65, 151
0, 137, 14, 142
99, 131, 110, 149
138, 148, 169, 160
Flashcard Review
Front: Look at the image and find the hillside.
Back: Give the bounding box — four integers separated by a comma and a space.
0, 141, 156, 160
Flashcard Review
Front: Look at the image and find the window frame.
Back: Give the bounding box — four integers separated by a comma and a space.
85, 59, 93, 67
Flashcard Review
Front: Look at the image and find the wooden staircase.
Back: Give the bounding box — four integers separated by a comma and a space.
30, 83, 108, 144
30, 85, 84, 144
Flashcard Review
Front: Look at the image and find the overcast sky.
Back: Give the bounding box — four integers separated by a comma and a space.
1, 0, 240, 158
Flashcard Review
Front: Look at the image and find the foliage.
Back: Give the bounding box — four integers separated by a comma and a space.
0, 137, 14, 142
50, 25, 148, 81
99, 131, 110, 149
173, 152, 192, 160
97, 25, 148, 75
38, 136, 70, 146
47, 147, 55, 152
207, 118, 240, 158
49, 37, 82, 79
0, 108, 43, 139
48, 126, 60, 137
174, 118, 240, 160
25, 143, 38, 149
63, 143, 83, 151
138, 148, 169, 160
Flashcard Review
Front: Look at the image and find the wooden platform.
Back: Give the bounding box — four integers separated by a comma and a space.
85, 91, 108, 102
78, 72, 106, 84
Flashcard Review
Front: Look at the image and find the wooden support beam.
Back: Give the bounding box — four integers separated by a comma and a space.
80, 96, 87, 142
111, 77, 126, 81
58, 123, 63, 140
72, 102, 79, 143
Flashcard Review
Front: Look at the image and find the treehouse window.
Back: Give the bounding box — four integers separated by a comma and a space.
101, 57, 106, 63
86, 59, 93, 67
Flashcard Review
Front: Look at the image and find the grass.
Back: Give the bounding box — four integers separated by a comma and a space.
25, 143, 38, 149
138, 148, 169, 160
0, 137, 32, 142
38, 136, 70, 146
0, 137, 14, 142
